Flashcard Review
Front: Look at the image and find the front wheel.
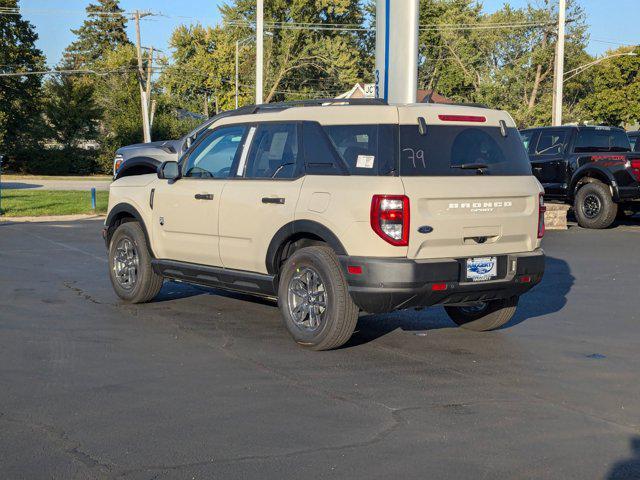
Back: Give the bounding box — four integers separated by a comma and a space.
278, 246, 359, 351
445, 296, 519, 331
574, 180, 617, 229
108, 221, 163, 303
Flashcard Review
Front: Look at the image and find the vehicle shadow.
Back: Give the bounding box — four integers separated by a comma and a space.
0, 182, 43, 189
606, 437, 640, 480
153, 280, 277, 307
345, 255, 574, 347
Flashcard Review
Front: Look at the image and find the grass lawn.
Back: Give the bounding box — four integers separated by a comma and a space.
2, 174, 111, 181
0, 190, 109, 217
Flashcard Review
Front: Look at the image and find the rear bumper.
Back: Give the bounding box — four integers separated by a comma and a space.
338, 249, 545, 313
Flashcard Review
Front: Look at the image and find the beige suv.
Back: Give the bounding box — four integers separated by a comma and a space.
104, 99, 545, 350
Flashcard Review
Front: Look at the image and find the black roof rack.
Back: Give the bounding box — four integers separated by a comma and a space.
212, 98, 387, 119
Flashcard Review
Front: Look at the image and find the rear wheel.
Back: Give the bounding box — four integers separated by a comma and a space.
108, 221, 163, 303
445, 296, 519, 331
278, 246, 358, 351
574, 180, 617, 229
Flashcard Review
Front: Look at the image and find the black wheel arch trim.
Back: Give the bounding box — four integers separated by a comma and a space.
115, 156, 162, 180
105, 203, 155, 257
265, 220, 347, 274
569, 166, 619, 201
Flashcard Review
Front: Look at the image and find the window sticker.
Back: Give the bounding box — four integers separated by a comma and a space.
356, 155, 375, 168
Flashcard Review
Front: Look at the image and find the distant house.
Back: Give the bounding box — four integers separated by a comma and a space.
337, 83, 454, 104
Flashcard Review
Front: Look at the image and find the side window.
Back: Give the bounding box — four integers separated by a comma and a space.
243, 123, 300, 179
323, 124, 398, 176
302, 122, 346, 175
183, 126, 246, 178
520, 131, 536, 155
535, 130, 567, 156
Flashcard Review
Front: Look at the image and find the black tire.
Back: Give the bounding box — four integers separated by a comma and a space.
108, 221, 163, 303
445, 296, 519, 332
574, 180, 617, 229
278, 246, 358, 351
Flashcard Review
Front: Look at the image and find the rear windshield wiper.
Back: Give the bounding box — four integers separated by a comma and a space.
451, 163, 489, 171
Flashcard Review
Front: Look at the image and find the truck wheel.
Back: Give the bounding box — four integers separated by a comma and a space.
445, 296, 519, 331
278, 246, 359, 351
574, 180, 618, 229
108, 221, 163, 303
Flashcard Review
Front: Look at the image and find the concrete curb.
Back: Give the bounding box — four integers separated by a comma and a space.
0, 214, 106, 224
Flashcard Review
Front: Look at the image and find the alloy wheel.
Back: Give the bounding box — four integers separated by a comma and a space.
287, 267, 327, 331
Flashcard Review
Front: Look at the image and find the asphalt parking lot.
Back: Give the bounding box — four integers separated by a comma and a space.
1, 218, 640, 479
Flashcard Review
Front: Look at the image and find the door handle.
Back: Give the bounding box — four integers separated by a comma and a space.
262, 197, 285, 205
194, 193, 214, 200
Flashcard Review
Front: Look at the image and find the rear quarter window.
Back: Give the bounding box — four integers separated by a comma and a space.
400, 124, 532, 176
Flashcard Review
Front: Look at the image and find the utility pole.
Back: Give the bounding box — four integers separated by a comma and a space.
235, 40, 240, 109
134, 10, 153, 142
256, 0, 264, 104
552, 0, 566, 126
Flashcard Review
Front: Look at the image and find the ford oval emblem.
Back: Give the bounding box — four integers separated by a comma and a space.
418, 225, 433, 234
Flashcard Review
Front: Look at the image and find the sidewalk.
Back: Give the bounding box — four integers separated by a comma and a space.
1, 178, 111, 191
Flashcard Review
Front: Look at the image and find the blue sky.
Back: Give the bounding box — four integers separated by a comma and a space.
21, 0, 640, 66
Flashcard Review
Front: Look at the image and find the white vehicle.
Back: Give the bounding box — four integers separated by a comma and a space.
103, 99, 545, 350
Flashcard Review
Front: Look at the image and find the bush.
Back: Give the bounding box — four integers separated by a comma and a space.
17, 147, 100, 175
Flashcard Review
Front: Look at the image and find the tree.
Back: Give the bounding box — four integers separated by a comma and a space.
0, 0, 46, 170
579, 46, 640, 126
44, 76, 101, 149
63, 0, 130, 68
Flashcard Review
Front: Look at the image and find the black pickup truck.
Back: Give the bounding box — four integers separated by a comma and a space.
520, 126, 640, 229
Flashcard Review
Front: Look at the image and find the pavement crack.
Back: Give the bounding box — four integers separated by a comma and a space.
63, 281, 115, 306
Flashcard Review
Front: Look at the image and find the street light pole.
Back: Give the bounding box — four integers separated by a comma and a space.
563, 52, 638, 82
256, 0, 264, 105
552, 0, 566, 126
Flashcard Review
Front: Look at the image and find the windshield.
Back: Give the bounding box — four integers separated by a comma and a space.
400, 125, 532, 176
574, 128, 631, 153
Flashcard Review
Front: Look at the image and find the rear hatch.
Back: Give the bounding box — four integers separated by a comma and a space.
398, 110, 542, 259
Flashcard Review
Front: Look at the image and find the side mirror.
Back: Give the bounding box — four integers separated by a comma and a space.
158, 161, 181, 181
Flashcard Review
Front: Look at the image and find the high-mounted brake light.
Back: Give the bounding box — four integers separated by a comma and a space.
538, 193, 546, 239
630, 159, 640, 182
371, 195, 410, 246
438, 114, 486, 123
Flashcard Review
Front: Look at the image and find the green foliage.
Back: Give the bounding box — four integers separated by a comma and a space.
0, 0, 46, 171
63, 0, 130, 68
44, 76, 102, 148
578, 47, 640, 126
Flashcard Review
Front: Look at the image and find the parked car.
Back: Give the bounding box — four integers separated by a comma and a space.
103, 98, 545, 350
113, 114, 234, 178
520, 125, 640, 228
628, 131, 640, 152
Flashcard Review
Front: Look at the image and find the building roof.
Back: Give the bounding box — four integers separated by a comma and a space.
337, 83, 454, 104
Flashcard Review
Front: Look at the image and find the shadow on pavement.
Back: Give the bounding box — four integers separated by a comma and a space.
607, 437, 640, 480
1, 182, 42, 189
346, 255, 574, 347
151, 255, 574, 349
153, 280, 277, 307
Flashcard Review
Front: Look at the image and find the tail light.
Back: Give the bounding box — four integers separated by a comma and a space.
630, 159, 640, 182
371, 195, 410, 246
538, 193, 546, 239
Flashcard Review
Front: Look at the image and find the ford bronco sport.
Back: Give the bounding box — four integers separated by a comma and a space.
104, 98, 545, 350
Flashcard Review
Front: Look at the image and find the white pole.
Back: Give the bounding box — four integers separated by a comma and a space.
552, 0, 566, 126
235, 40, 240, 109
256, 0, 264, 105
375, 0, 419, 104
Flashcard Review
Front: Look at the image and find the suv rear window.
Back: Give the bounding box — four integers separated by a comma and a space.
400, 125, 532, 176
575, 128, 631, 152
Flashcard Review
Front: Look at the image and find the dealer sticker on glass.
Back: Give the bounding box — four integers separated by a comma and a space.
466, 257, 497, 282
